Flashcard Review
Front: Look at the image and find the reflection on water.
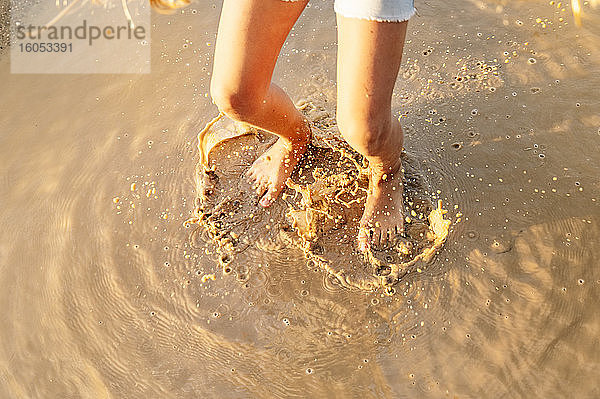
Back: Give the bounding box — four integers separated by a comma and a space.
1, 0, 599, 397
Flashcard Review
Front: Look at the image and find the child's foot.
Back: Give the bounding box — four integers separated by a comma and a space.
358, 160, 405, 251
246, 131, 310, 207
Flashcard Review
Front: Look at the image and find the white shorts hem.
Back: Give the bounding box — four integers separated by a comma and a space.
334, 8, 416, 22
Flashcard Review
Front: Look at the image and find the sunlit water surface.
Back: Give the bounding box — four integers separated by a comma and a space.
1, 0, 599, 397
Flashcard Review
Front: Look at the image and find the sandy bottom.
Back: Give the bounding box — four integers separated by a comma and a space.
188, 100, 451, 293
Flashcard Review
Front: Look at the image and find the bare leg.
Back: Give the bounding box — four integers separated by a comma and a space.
335, 15, 408, 251
210, 0, 311, 207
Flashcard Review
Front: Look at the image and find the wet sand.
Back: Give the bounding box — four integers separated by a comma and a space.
1, 0, 600, 397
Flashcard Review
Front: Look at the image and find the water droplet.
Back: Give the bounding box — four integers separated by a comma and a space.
466, 231, 478, 240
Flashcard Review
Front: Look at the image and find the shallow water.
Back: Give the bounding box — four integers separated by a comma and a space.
1, 0, 599, 397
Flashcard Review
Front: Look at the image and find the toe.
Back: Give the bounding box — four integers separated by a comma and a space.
371, 229, 382, 248
388, 228, 400, 246
249, 175, 259, 189
255, 178, 268, 197
259, 185, 282, 208
246, 170, 258, 186
389, 227, 400, 247
396, 218, 405, 235
380, 229, 390, 248
357, 227, 370, 252
246, 167, 257, 179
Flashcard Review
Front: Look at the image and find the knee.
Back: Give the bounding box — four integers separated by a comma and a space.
210, 79, 263, 122
336, 108, 392, 156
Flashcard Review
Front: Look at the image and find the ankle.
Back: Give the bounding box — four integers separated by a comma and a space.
369, 153, 403, 175
368, 155, 403, 189
282, 119, 311, 148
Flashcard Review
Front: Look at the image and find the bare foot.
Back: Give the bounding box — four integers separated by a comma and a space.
246, 130, 310, 207
358, 159, 405, 251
